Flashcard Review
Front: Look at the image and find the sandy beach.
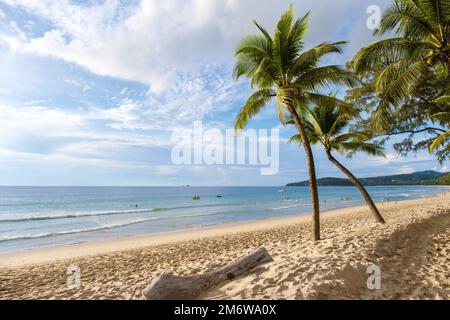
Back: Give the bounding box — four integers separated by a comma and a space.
0, 191, 448, 300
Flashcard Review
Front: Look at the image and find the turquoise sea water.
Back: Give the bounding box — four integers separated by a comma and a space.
0, 185, 446, 254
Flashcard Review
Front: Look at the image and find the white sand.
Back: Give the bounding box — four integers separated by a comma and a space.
0, 191, 449, 300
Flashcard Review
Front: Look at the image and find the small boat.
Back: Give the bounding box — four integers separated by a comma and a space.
216, 195, 222, 198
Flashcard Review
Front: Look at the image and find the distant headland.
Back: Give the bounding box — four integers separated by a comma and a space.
286, 170, 450, 187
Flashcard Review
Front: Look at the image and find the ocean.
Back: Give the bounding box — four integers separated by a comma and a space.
0, 185, 446, 254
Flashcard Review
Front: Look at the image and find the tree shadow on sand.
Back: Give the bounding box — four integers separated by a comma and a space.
306, 209, 450, 299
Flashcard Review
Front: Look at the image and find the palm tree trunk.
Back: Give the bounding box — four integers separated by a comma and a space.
326, 150, 385, 224
286, 104, 321, 240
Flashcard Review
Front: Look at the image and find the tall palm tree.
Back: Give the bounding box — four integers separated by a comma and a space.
288, 101, 386, 223
233, 4, 354, 240
350, 0, 450, 129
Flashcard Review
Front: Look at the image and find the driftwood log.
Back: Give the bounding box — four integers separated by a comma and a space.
143, 247, 273, 300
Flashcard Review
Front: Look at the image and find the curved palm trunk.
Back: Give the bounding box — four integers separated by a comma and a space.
326, 150, 385, 224
286, 104, 321, 240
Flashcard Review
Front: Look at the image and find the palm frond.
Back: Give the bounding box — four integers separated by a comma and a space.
288, 134, 303, 145
288, 96, 384, 158
291, 41, 346, 76
252, 20, 273, 44
285, 11, 310, 66
377, 60, 429, 104
429, 130, 450, 152
235, 34, 272, 58
434, 95, 450, 104
235, 89, 275, 130
429, 111, 450, 125
350, 37, 427, 73
332, 132, 369, 144
303, 92, 359, 118
294, 65, 355, 90
250, 57, 277, 88
418, 0, 450, 26
434, 61, 449, 80
339, 141, 385, 157
233, 24, 279, 86
375, 0, 436, 39
272, 3, 295, 76
371, 99, 394, 132
233, 54, 260, 80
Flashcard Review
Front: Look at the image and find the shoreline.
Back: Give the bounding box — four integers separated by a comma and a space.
0, 189, 447, 268
0, 190, 448, 299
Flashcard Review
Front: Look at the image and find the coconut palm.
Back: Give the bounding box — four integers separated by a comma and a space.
233, 5, 354, 240
350, 0, 450, 129
288, 101, 386, 223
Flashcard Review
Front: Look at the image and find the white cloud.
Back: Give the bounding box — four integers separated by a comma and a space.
91, 68, 247, 130
24, 99, 49, 105
371, 152, 434, 165
395, 165, 415, 174
155, 165, 180, 176
0, 145, 152, 169
0, 0, 391, 99
0, 103, 173, 144
0, 147, 41, 161
0, 104, 86, 144
0, 0, 393, 133
64, 78, 92, 91
0, 104, 176, 167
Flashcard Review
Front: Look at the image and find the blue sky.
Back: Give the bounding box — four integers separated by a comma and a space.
0, 0, 447, 186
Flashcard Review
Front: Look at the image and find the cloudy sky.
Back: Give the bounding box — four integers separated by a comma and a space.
0, 0, 447, 186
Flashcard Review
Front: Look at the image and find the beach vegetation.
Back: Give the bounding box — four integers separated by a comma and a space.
287, 100, 386, 223
233, 4, 353, 240
348, 0, 449, 161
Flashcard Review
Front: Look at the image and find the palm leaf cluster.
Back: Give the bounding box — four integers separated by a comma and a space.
233, 4, 353, 130
287, 103, 384, 158
350, 0, 449, 130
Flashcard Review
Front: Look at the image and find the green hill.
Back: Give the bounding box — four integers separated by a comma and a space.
434, 173, 450, 185
286, 170, 450, 187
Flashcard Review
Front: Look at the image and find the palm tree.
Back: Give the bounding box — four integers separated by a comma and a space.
350, 0, 450, 129
233, 4, 354, 240
288, 101, 386, 223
